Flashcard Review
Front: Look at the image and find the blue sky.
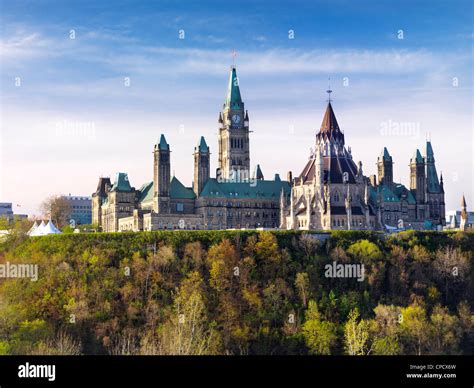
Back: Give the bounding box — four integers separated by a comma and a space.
0, 0, 472, 216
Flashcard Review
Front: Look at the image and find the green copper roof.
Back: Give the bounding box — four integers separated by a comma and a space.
426, 141, 434, 159
392, 183, 417, 205
411, 149, 423, 163
369, 183, 417, 205
170, 176, 196, 199
200, 178, 290, 199
138, 181, 153, 203
111, 172, 133, 192
425, 142, 440, 193
380, 147, 392, 161
224, 66, 243, 109
158, 134, 169, 150
197, 136, 209, 152
380, 185, 400, 202
427, 165, 440, 193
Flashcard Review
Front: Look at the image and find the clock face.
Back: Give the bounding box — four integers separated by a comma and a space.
232, 114, 241, 124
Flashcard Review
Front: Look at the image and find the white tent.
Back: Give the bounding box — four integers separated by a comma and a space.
30, 220, 47, 236
30, 220, 61, 236
44, 220, 61, 234
27, 221, 39, 236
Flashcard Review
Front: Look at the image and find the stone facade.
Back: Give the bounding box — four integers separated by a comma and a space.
281, 101, 446, 231
92, 67, 446, 233
92, 66, 289, 232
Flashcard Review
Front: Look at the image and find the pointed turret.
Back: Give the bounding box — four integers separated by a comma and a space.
460, 194, 468, 231
424, 141, 440, 193
224, 66, 243, 110
411, 149, 423, 164
377, 147, 393, 186
380, 147, 392, 161
196, 136, 209, 153
426, 141, 435, 162
218, 65, 250, 180
194, 136, 210, 196
153, 134, 171, 212
316, 102, 345, 144
253, 164, 264, 180
157, 134, 169, 151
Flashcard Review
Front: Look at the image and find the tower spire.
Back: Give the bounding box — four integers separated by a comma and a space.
231, 49, 237, 68
326, 78, 333, 103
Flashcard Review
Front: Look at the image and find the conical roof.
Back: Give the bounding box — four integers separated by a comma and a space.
411, 149, 423, 163
27, 221, 39, 236
30, 220, 46, 236
254, 164, 264, 180
157, 134, 169, 150
42, 220, 61, 235
224, 66, 243, 109
379, 147, 392, 161
316, 102, 344, 144
197, 136, 209, 152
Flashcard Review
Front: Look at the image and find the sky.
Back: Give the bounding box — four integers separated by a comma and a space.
0, 0, 472, 217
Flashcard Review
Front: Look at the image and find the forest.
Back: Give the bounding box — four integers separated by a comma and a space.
0, 227, 472, 355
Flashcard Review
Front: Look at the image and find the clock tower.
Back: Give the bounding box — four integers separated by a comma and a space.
217, 65, 250, 181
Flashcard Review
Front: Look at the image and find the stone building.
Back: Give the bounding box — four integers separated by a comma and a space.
92, 66, 289, 232
281, 98, 446, 231
281, 101, 376, 230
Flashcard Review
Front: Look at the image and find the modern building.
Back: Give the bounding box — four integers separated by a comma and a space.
281, 97, 446, 231
0, 202, 28, 223
92, 66, 289, 232
0, 203, 14, 220
62, 195, 92, 225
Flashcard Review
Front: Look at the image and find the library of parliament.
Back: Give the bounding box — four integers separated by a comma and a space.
92, 66, 446, 232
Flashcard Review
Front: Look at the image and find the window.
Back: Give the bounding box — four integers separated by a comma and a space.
177, 203, 184, 212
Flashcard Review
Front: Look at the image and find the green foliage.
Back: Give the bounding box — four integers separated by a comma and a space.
0, 230, 471, 355
344, 308, 371, 355
302, 300, 337, 355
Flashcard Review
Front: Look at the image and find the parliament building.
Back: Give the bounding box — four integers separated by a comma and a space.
92, 66, 445, 232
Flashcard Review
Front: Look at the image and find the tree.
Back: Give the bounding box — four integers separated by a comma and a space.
347, 240, 383, 264
371, 304, 401, 355
157, 271, 219, 355
295, 272, 310, 308
299, 234, 319, 260
39, 195, 71, 228
302, 300, 337, 355
429, 305, 462, 355
433, 247, 469, 301
400, 305, 432, 355
344, 308, 371, 355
